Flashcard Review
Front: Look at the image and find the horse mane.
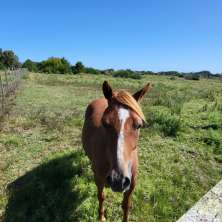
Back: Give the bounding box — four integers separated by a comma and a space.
113, 90, 146, 121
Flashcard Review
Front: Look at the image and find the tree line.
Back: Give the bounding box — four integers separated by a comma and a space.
1, 48, 222, 80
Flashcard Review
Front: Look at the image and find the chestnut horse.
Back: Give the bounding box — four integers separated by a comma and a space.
82, 81, 151, 222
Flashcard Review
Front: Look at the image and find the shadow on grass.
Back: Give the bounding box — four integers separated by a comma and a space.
3, 151, 90, 222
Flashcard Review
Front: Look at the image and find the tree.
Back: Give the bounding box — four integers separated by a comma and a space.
2, 50, 20, 69
112, 69, 141, 79
184, 73, 200, 80
0, 48, 5, 69
59, 57, 71, 74
0, 49, 20, 69
22, 59, 38, 72
39, 57, 71, 74
84, 67, 101, 74
71, 61, 84, 74
196, 71, 212, 78
101, 69, 114, 75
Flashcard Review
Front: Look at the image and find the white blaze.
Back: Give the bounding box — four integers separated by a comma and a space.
117, 107, 129, 169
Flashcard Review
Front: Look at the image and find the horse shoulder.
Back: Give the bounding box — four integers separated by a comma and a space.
82, 98, 108, 158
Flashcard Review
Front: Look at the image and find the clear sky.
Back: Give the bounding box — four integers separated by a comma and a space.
1, 0, 222, 73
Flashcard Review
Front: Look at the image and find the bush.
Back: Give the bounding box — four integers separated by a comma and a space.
0, 62, 5, 70
158, 71, 182, 77
40, 57, 71, 74
184, 74, 200, 80
0, 49, 20, 69
84, 67, 101, 74
147, 108, 181, 137
113, 69, 141, 79
22, 59, 38, 72
201, 130, 222, 155
101, 69, 114, 75
71, 61, 85, 74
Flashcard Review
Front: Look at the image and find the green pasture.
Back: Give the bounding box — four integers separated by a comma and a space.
0, 73, 222, 222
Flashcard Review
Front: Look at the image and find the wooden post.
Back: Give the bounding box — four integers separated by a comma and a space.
5, 70, 9, 95
0, 68, 26, 117
0, 75, 5, 114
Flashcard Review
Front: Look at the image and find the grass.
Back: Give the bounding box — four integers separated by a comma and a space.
0, 73, 222, 222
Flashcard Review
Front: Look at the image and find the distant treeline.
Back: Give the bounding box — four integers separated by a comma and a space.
1, 48, 222, 80
21, 58, 222, 80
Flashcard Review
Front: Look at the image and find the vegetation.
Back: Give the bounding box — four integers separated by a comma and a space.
40, 57, 71, 74
1, 73, 222, 222
184, 73, 200, 80
22, 59, 38, 72
1, 48, 222, 80
71, 61, 85, 74
0, 49, 20, 70
0, 69, 27, 117
112, 69, 142, 79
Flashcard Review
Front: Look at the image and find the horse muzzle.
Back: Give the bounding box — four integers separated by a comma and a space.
106, 173, 131, 192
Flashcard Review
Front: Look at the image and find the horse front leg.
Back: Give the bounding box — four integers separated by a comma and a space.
98, 186, 106, 222
95, 176, 106, 222
121, 180, 136, 222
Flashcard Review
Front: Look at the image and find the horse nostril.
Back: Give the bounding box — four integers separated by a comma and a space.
122, 177, 131, 189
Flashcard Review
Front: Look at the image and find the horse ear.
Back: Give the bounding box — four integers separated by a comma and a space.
103, 81, 113, 101
133, 83, 152, 102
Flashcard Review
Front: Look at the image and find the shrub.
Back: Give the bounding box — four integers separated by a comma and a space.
0, 49, 20, 69
71, 61, 85, 74
84, 67, 101, 74
147, 108, 181, 137
22, 59, 38, 72
0, 62, 5, 70
184, 74, 200, 80
40, 57, 71, 74
112, 69, 141, 79
101, 69, 114, 75
158, 71, 182, 77
201, 130, 222, 155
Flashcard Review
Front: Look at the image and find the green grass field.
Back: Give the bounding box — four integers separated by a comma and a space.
0, 73, 222, 222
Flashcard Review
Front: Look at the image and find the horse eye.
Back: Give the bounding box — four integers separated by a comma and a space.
134, 123, 142, 130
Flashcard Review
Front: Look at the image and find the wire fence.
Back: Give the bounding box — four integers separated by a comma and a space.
0, 68, 28, 116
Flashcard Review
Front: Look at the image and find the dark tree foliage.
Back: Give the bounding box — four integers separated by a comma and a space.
113, 69, 142, 79
184, 73, 200, 80
158, 71, 183, 77
0, 49, 4, 69
195, 71, 212, 78
22, 59, 38, 72
84, 67, 101, 74
0, 48, 20, 69
71, 61, 85, 74
101, 69, 114, 75
140, 71, 155, 75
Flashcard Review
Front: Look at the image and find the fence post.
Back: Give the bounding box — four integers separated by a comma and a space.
0, 68, 26, 116
0, 75, 5, 114
5, 70, 9, 95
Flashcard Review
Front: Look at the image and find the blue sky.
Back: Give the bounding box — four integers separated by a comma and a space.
1, 0, 222, 73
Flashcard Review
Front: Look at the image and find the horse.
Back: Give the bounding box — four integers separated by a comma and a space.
82, 81, 152, 222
